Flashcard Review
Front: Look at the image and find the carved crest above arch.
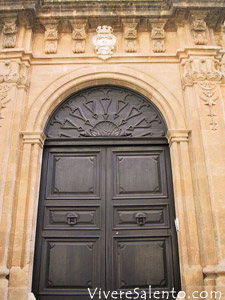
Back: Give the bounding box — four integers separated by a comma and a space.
45, 86, 167, 138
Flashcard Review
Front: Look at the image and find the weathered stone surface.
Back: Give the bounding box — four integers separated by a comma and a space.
0, 2, 224, 300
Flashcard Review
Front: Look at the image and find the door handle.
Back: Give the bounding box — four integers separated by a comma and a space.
66, 213, 78, 225
135, 212, 146, 226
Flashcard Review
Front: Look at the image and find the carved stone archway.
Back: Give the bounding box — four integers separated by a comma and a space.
10, 67, 201, 300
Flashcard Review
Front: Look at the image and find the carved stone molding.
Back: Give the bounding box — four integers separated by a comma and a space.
70, 22, 87, 53
2, 18, 17, 48
182, 58, 224, 86
190, 11, 208, 45
0, 84, 11, 126
21, 131, 46, 148
150, 21, 167, 53
0, 266, 9, 279
198, 81, 219, 130
93, 26, 117, 60
123, 22, 138, 53
166, 129, 191, 147
43, 22, 59, 54
45, 86, 166, 138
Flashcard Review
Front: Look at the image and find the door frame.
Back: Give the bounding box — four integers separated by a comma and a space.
11, 67, 202, 300
32, 137, 181, 299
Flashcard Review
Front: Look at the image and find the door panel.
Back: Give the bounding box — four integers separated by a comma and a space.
33, 144, 180, 300
46, 151, 101, 199
39, 237, 100, 293
106, 146, 180, 299
33, 147, 106, 300
113, 236, 173, 290
112, 150, 167, 198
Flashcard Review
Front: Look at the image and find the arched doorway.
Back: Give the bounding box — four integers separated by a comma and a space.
32, 85, 181, 299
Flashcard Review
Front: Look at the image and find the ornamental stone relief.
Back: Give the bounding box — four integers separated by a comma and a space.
71, 22, 87, 53
182, 58, 224, 131
2, 18, 17, 48
198, 81, 219, 130
123, 22, 138, 53
150, 21, 166, 53
44, 22, 59, 54
0, 85, 11, 126
93, 26, 117, 60
182, 58, 224, 86
0, 60, 29, 126
190, 11, 208, 45
46, 86, 166, 138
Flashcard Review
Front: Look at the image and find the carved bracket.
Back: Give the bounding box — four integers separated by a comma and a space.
70, 21, 87, 53
43, 21, 59, 54
93, 26, 117, 60
123, 21, 138, 53
182, 58, 224, 86
190, 11, 208, 45
2, 18, 17, 48
150, 21, 167, 53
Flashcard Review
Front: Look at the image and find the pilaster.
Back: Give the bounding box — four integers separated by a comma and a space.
8, 132, 45, 300
179, 47, 225, 296
167, 129, 203, 299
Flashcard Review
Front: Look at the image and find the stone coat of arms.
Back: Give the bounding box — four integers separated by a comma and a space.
93, 26, 117, 60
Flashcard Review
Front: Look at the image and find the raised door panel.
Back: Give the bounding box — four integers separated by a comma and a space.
39, 238, 100, 294
44, 206, 100, 230
46, 152, 101, 199
113, 237, 173, 292
113, 205, 169, 230
112, 150, 167, 199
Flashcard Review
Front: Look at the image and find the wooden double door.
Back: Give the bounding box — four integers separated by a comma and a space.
33, 143, 181, 300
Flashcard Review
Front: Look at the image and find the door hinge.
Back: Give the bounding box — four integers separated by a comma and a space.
175, 218, 180, 232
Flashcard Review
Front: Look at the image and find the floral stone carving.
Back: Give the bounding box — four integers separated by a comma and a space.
45, 86, 166, 138
93, 26, 117, 60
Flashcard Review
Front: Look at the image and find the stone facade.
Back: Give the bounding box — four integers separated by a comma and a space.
0, 1, 224, 300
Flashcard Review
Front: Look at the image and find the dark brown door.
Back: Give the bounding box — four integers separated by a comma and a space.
32, 144, 180, 300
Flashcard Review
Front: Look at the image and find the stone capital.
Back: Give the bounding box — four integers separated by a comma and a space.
21, 131, 46, 148
166, 129, 191, 146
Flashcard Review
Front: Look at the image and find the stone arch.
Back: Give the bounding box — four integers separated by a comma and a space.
16, 65, 202, 300
24, 65, 187, 133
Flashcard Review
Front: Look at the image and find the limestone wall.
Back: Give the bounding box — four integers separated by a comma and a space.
0, 1, 224, 299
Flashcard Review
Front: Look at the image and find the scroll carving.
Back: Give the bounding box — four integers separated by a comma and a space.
3, 18, 17, 48
150, 21, 166, 53
123, 22, 138, 53
46, 86, 166, 138
190, 11, 208, 45
71, 22, 87, 53
44, 22, 59, 54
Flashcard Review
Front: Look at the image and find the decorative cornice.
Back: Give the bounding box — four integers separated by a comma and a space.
21, 131, 46, 148
166, 129, 191, 146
